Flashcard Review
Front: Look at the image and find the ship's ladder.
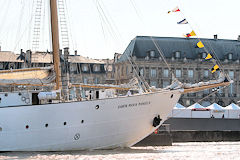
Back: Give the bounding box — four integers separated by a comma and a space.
57, 0, 69, 48
32, 0, 43, 51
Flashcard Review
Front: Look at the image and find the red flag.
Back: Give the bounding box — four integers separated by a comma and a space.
172, 6, 180, 12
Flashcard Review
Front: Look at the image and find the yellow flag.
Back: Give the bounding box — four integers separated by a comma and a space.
205, 53, 212, 60
190, 30, 196, 36
196, 41, 204, 48
211, 64, 220, 73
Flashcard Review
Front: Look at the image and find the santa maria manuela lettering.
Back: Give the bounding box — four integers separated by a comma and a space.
118, 101, 150, 109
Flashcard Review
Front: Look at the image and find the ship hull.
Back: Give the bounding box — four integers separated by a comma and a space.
0, 90, 181, 151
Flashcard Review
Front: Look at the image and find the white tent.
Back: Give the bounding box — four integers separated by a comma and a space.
174, 103, 185, 109
207, 103, 223, 110
225, 103, 240, 110
225, 103, 240, 119
188, 103, 204, 109
187, 103, 210, 118
170, 103, 191, 118
207, 103, 225, 118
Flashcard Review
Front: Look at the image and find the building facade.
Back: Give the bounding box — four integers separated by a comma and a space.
114, 36, 240, 107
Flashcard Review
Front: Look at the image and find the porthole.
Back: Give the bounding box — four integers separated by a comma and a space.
26, 125, 29, 129
81, 120, 84, 124
95, 105, 99, 109
4, 93, 8, 97
170, 94, 173, 98
25, 98, 30, 104
64, 122, 67, 125
18, 92, 22, 96
21, 97, 26, 101
45, 124, 48, 128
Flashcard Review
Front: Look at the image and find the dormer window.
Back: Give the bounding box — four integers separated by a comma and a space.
228, 53, 233, 60
202, 52, 207, 59
150, 50, 155, 58
82, 65, 89, 72
175, 51, 181, 59
93, 65, 100, 72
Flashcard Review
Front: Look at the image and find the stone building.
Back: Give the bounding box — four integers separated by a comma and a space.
114, 36, 240, 107
0, 48, 109, 99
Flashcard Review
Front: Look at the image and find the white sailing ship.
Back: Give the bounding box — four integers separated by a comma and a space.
0, 1, 231, 151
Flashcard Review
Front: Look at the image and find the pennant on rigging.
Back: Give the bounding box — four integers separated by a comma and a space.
168, 6, 180, 13
177, 19, 188, 24
205, 53, 212, 60
184, 30, 196, 37
211, 64, 220, 73
172, 6, 180, 12
195, 41, 204, 48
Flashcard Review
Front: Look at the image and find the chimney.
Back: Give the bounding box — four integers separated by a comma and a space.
214, 34, 218, 40
74, 50, 78, 56
238, 35, 240, 42
59, 49, 62, 56
64, 47, 69, 56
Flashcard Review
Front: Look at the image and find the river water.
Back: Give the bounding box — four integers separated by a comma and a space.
1, 142, 240, 160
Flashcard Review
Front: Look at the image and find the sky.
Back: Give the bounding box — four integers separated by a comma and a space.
0, 0, 239, 59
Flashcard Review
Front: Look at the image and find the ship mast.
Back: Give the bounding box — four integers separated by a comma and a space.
50, 0, 61, 90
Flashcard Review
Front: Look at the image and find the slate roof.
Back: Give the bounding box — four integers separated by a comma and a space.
118, 36, 240, 62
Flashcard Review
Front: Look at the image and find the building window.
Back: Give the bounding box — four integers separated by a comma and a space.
204, 69, 209, 78
150, 81, 157, 87
229, 83, 234, 94
94, 77, 99, 84
139, 68, 144, 76
229, 71, 234, 79
201, 101, 211, 107
150, 50, 155, 57
121, 66, 124, 76
218, 86, 223, 94
188, 69, 193, 78
175, 51, 181, 59
176, 69, 181, 78
163, 81, 169, 88
93, 65, 100, 72
228, 53, 233, 60
163, 69, 169, 77
83, 77, 88, 84
150, 68, 157, 77
203, 89, 209, 95
82, 65, 88, 72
